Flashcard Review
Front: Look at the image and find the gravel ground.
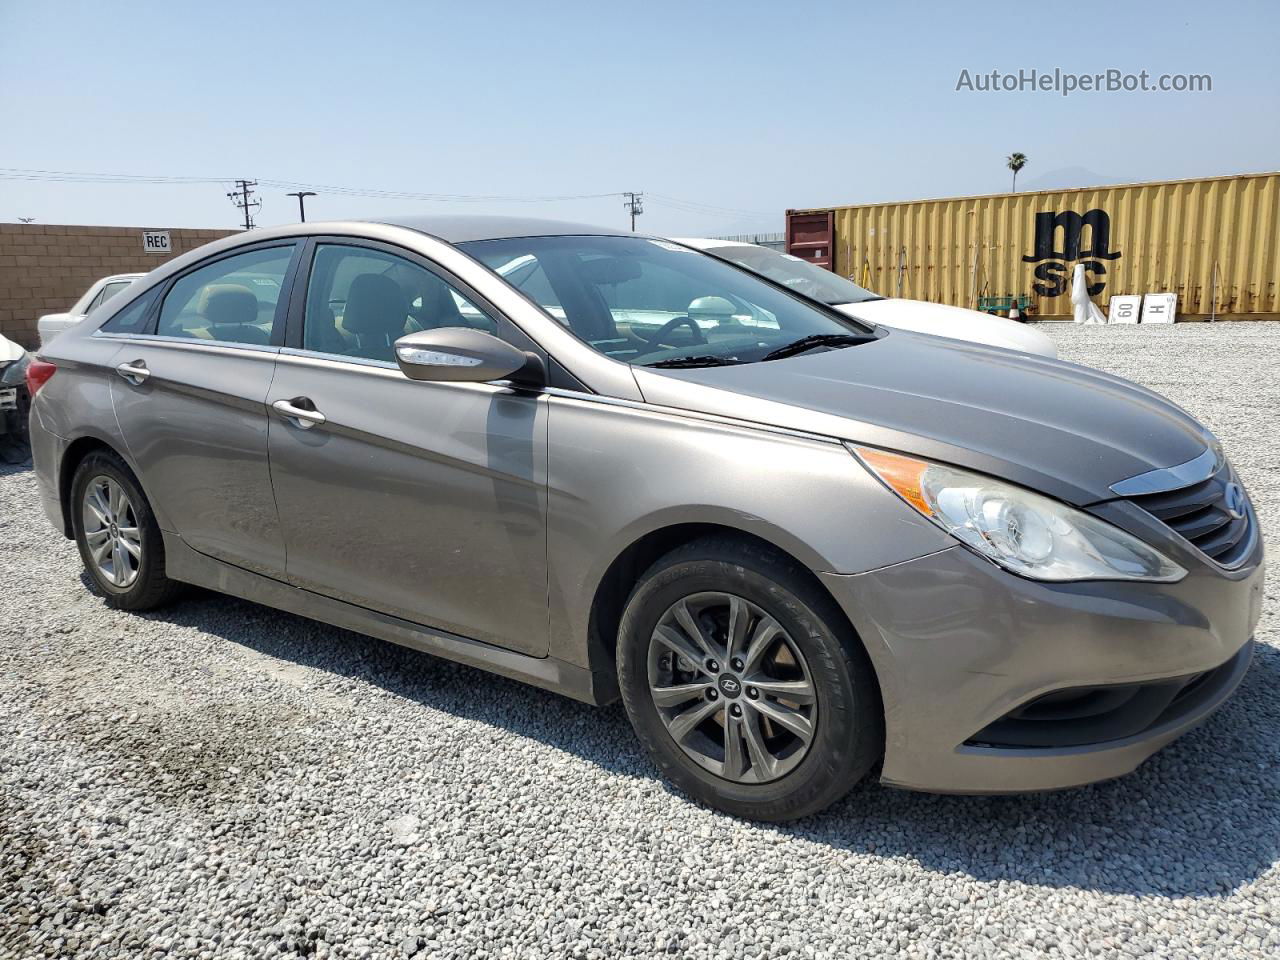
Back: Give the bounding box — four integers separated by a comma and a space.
2, 322, 1278, 960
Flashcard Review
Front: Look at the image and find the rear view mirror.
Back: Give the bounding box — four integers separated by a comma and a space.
394, 328, 535, 384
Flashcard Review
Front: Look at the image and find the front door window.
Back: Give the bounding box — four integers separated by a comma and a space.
302, 244, 496, 362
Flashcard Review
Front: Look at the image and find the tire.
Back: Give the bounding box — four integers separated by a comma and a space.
617, 537, 882, 821
70, 449, 182, 611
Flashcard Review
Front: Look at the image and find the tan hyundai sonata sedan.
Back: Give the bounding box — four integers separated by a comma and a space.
27, 216, 1263, 820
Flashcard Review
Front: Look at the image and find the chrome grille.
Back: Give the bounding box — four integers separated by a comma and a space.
1125, 459, 1253, 566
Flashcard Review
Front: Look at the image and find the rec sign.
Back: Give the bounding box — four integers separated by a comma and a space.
142, 230, 172, 254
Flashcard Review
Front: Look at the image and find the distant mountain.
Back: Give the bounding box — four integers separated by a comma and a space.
1018, 166, 1128, 192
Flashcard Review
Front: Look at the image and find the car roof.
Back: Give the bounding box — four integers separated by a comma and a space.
374, 215, 632, 244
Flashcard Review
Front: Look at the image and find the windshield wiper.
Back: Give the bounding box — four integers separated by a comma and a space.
760, 333, 871, 362
646, 355, 742, 369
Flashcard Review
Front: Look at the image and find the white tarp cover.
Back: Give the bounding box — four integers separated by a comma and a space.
1071, 264, 1108, 324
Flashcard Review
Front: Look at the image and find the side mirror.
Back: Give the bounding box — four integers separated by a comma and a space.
394, 328, 539, 385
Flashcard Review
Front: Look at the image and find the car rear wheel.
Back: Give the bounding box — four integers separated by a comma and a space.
71, 450, 182, 610
617, 537, 882, 821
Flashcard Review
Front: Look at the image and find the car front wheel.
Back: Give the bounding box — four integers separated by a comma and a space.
617, 537, 882, 821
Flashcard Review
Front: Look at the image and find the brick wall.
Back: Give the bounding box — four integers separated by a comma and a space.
0, 223, 240, 348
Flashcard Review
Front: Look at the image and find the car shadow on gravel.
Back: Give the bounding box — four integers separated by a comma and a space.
136, 586, 1278, 901
0, 458, 32, 476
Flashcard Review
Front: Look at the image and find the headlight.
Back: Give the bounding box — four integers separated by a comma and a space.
851, 445, 1186, 583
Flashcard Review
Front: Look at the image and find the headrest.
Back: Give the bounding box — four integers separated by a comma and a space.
343, 273, 408, 337
418, 278, 465, 328
200, 284, 259, 326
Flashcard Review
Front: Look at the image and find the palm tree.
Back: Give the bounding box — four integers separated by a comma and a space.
1007, 152, 1029, 193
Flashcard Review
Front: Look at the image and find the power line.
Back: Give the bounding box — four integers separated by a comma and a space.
648, 195, 771, 216
646, 193, 775, 218
0, 167, 230, 184
1, 166, 778, 225
257, 178, 620, 204
623, 191, 643, 231
227, 180, 261, 230
0, 168, 624, 204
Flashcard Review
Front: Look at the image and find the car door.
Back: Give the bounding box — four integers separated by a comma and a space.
265, 238, 549, 656
108, 242, 300, 576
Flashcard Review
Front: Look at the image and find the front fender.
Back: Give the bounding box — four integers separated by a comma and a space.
544, 394, 951, 667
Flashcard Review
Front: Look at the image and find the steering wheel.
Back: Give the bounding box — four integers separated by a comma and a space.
639, 315, 707, 346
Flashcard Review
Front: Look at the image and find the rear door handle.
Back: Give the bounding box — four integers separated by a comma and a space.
272, 398, 327, 429
115, 360, 150, 385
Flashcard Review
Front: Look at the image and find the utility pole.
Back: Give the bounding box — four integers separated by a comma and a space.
226, 179, 261, 230
286, 190, 317, 222
622, 191, 643, 231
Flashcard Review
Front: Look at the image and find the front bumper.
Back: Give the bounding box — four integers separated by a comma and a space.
821, 540, 1264, 794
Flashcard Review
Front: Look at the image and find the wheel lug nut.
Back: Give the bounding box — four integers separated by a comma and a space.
747, 687, 759, 699
706, 688, 718, 701
730, 704, 742, 717
730, 658, 744, 672
706, 659, 720, 673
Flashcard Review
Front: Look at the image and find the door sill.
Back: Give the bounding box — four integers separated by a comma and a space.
162, 531, 616, 705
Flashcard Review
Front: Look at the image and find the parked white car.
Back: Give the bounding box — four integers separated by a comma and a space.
37, 273, 145, 345
674, 239, 1056, 358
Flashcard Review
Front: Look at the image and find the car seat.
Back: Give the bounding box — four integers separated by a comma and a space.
200, 285, 270, 344
339, 274, 409, 361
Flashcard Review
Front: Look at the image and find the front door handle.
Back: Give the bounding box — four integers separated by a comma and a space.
272, 398, 327, 430
115, 360, 150, 385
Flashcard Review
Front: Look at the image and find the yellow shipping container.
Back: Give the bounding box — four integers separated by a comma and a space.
789, 171, 1280, 321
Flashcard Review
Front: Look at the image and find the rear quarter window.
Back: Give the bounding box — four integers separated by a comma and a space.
100, 289, 160, 335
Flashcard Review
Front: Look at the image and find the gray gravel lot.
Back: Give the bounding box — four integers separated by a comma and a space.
2, 322, 1278, 959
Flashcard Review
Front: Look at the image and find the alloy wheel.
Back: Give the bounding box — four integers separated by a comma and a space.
82, 475, 142, 588
647, 591, 818, 784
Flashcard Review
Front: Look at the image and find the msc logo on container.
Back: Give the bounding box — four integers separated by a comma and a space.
1022, 209, 1121, 298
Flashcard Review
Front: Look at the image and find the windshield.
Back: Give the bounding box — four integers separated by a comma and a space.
459, 235, 874, 367
701, 244, 882, 306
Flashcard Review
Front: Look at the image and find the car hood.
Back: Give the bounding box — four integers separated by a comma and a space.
631, 329, 1210, 506
840, 298, 1058, 358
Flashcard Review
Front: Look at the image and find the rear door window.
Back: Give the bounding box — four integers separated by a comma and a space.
156, 246, 295, 345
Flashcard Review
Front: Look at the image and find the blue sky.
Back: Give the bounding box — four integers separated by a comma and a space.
2, 0, 1276, 235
